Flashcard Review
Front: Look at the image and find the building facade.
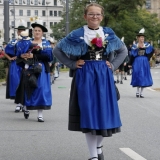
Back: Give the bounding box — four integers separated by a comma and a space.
146, 0, 160, 20
0, 0, 64, 45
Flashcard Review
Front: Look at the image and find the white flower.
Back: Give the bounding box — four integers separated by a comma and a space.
105, 34, 109, 37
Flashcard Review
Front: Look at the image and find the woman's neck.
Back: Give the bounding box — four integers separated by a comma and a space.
138, 42, 144, 48
33, 38, 42, 44
88, 25, 99, 30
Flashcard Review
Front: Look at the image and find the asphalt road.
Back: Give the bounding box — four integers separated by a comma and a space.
0, 67, 160, 160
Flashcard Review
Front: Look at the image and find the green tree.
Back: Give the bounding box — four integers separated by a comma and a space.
51, 0, 160, 47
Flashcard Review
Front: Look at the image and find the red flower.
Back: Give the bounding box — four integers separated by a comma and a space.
91, 38, 97, 45
90, 34, 106, 50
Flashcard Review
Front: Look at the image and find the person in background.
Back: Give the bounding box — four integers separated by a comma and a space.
15, 17, 53, 122
129, 28, 154, 98
1, 42, 8, 86
115, 55, 129, 84
48, 37, 57, 84
53, 3, 127, 160
4, 20, 27, 112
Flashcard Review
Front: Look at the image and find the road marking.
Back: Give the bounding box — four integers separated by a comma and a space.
120, 148, 147, 160
147, 87, 156, 91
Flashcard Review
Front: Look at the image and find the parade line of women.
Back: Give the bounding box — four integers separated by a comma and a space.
2, 2, 154, 160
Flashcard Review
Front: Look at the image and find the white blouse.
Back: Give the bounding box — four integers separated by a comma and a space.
83, 25, 105, 46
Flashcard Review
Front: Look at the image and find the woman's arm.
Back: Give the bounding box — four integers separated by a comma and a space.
110, 45, 128, 71
53, 46, 77, 70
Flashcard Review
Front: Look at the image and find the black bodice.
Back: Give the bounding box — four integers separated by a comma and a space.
80, 46, 108, 61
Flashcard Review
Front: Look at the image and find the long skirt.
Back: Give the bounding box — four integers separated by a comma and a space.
68, 61, 122, 137
131, 56, 153, 87
25, 63, 52, 110
6, 61, 22, 99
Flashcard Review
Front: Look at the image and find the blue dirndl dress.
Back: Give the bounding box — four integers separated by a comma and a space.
15, 39, 53, 110
76, 60, 121, 130
57, 26, 124, 137
5, 39, 22, 99
130, 44, 153, 87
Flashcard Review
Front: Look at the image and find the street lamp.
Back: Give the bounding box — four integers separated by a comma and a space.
66, 0, 69, 35
46, 0, 51, 38
4, 0, 9, 42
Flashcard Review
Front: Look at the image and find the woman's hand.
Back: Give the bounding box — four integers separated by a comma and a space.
21, 53, 33, 59
76, 59, 85, 68
106, 61, 112, 69
10, 56, 17, 61
128, 65, 132, 68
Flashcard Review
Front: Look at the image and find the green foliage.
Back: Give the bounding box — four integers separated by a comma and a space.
0, 59, 6, 80
51, 0, 160, 47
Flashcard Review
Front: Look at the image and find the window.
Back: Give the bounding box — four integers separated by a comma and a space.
35, 10, 38, 16
10, 9, 14, 16
54, 22, 57, 25
42, 10, 46, 16
54, 0, 57, 6
50, 22, 53, 27
54, 11, 57, 16
27, 22, 31, 28
35, 0, 38, 5
11, 21, 14, 28
19, 0, 22, 5
58, 11, 62, 17
27, 10, 31, 16
49, 11, 53, 16
42, 0, 45, 5
27, 0, 30, 5
146, 0, 151, 9
19, 10, 23, 16
43, 22, 46, 27
10, 0, 14, 4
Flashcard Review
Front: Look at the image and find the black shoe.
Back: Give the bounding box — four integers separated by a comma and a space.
24, 111, 30, 119
140, 95, 144, 98
21, 106, 25, 112
37, 117, 44, 122
136, 93, 139, 98
116, 80, 119, 83
88, 157, 98, 160
15, 106, 21, 112
97, 146, 104, 160
98, 153, 104, 160
120, 81, 123, 84
124, 77, 127, 80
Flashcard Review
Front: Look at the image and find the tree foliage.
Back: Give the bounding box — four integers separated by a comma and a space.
51, 0, 160, 47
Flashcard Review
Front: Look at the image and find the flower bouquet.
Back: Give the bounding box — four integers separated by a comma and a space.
89, 33, 107, 60
90, 33, 107, 50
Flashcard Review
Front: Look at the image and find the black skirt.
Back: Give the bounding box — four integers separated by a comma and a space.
68, 74, 121, 137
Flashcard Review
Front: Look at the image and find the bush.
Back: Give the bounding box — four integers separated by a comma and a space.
0, 59, 6, 79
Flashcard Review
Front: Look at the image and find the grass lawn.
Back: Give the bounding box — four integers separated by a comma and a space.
60, 68, 69, 72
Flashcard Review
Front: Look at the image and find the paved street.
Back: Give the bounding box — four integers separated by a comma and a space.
0, 67, 160, 160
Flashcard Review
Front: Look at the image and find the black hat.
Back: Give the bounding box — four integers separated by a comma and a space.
136, 33, 146, 37
14, 19, 27, 30
31, 23, 48, 32
2, 42, 7, 45
14, 25, 28, 30
136, 28, 146, 37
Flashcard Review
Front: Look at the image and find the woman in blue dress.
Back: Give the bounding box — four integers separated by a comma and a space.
4, 24, 27, 112
129, 28, 154, 98
15, 20, 53, 122
53, 3, 127, 160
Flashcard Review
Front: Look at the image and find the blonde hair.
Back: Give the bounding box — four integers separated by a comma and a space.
84, 3, 104, 16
